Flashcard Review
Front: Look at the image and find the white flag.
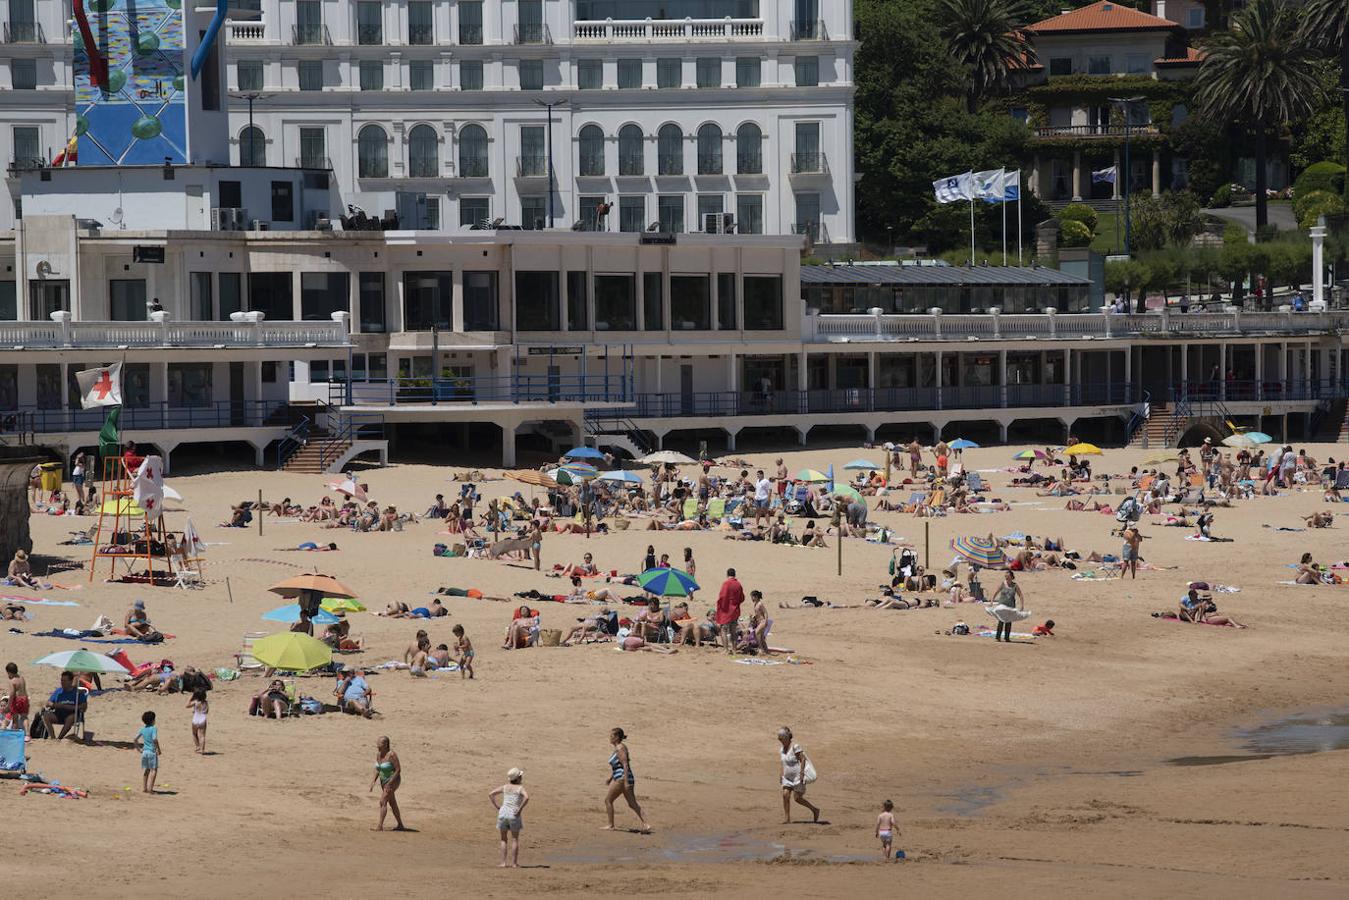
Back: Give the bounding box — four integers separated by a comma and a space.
933, 172, 974, 204
974, 168, 1006, 203
75, 363, 123, 409
1001, 169, 1022, 201
133, 456, 165, 516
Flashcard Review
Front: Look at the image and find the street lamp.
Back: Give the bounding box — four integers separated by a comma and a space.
1109, 95, 1144, 258
533, 98, 568, 229
229, 91, 273, 165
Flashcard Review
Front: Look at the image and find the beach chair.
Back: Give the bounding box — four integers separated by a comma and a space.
682, 498, 698, 520
967, 472, 985, 493
707, 498, 726, 521
174, 562, 205, 591
235, 632, 268, 671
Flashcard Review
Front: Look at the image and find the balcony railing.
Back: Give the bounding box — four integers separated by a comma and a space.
457, 159, 489, 179
14, 401, 286, 435
341, 375, 632, 406
514, 23, 551, 44
657, 155, 683, 176
296, 155, 333, 169
516, 155, 548, 177
697, 154, 723, 175
8, 156, 46, 173
790, 152, 828, 175
1173, 378, 1348, 404
737, 154, 763, 175
357, 24, 383, 45
293, 24, 331, 45
0, 317, 348, 349
578, 155, 605, 177
228, 22, 266, 41
573, 18, 765, 42
790, 19, 828, 41
458, 23, 483, 45
408, 24, 433, 45
1034, 124, 1159, 139
4, 21, 44, 43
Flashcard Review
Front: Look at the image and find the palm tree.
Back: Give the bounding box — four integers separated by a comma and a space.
939, 0, 1037, 114
1298, 0, 1348, 174
1193, 0, 1324, 231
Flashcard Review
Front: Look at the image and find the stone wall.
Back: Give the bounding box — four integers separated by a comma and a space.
0, 448, 42, 564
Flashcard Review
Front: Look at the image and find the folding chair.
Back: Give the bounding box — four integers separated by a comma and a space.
174, 560, 205, 591
235, 632, 268, 671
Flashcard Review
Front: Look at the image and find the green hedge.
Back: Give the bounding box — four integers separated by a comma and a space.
1057, 203, 1099, 232
1060, 219, 1093, 247
1293, 161, 1345, 198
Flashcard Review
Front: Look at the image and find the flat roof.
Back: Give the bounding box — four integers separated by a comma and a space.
801, 264, 1090, 287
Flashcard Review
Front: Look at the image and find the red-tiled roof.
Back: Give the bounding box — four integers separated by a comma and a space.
1028, 1, 1177, 33
1155, 46, 1205, 65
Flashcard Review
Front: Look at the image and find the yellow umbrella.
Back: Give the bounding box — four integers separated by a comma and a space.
1144, 451, 1180, 465
1063, 442, 1103, 456
251, 632, 332, 672
320, 597, 367, 614
795, 468, 830, 483
99, 498, 147, 517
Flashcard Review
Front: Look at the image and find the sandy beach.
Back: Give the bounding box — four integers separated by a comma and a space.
4, 443, 1349, 899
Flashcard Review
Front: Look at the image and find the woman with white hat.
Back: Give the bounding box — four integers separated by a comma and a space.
490, 767, 530, 867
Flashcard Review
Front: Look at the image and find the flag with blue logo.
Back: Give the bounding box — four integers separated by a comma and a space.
933, 172, 975, 204
1092, 165, 1117, 184
1001, 169, 1021, 202
974, 169, 1005, 203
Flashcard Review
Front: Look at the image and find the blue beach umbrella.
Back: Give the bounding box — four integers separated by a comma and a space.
564, 446, 606, 460
262, 604, 340, 626
843, 459, 881, 470
637, 567, 700, 597
1244, 432, 1273, 444
597, 469, 644, 484
949, 438, 980, 450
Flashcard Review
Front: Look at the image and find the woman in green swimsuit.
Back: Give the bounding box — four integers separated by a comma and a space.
368, 735, 406, 831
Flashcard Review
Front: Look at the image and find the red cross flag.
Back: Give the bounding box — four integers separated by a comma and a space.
133, 456, 164, 516
75, 363, 123, 409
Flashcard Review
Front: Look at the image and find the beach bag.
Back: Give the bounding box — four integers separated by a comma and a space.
802, 756, 818, 785
538, 628, 562, 647
434, 543, 448, 556
299, 697, 323, 715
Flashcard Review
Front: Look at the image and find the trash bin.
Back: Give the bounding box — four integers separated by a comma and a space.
39, 462, 64, 492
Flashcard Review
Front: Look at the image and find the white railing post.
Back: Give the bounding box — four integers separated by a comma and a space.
331, 310, 351, 344
150, 309, 170, 346
1311, 219, 1327, 306
929, 307, 942, 340
1100, 306, 1113, 339
245, 310, 265, 345
989, 307, 1001, 339
50, 310, 72, 347
870, 307, 884, 338
1159, 306, 1170, 333
1045, 307, 1057, 339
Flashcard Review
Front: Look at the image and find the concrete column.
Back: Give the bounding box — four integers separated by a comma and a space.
1304, 342, 1313, 389
797, 350, 808, 391
254, 444, 265, 467
725, 428, 738, 451
1112, 147, 1121, 200
1151, 148, 1161, 198
1278, 341, 1287, 382
653, 356, 663, 396
934, 350, 943, 410
1030, 153, 1040, 198
998, 421, 1009, 442
1123, 348, 1132, 401
1072, 150, 1083, 201
727, 353, 737, 392
867, 351, 877, 391
1180, 343, 1188, 387
451, 270, 465, 332
795, 425, 809, 446
1255, 343, 1264, 399
1311, 223, 1328, 305
1219, 344, 1226, 401
998, 350, 1007, 408
154, 361, 170, 408
1063, 348, 1072, 407
501, 422, 517, 467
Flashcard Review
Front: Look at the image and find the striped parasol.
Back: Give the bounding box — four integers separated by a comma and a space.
550, 463, 600, 486
950, 535, 1007, 569
506, 469, 557, 488
636, 567, 700, 597
1012, 449, 1050, 461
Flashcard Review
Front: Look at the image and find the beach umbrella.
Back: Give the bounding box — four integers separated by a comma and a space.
251, 632, 332, 672
948, 439, 980, 450
1144, 451, 1180, 464
269, 573, 358, 599
262, 604, 340, 626
1062, 442, 1103, 456
320, 597, 367, 614
795, 468, 830, 483
99, 498, 147, 517
33, 649, 132, 675
181, 518, 207, 557
637, 567, 700, 597
1012, 449, 1049, 461
843, 459, 880, 471
1243, 431, 1273, 444
832, 485, 865, 504
1221, 433, 1258, 449
506, 469, 557, 488
950, 535, 1007, 569
597, 469, 644, 484
638, 450, 697, 465
328, 478, 368, 502
563, 446, 605, 460
551, 463, 599, 486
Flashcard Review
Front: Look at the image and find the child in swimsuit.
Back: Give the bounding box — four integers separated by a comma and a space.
453, 624, 475, 680
876, 799, 898, 859
187, 689, 209, 754
136, 710, 161, 794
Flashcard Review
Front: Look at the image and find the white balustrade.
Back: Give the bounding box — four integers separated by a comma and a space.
0, 319, 345, 348
573, 18, 766, 42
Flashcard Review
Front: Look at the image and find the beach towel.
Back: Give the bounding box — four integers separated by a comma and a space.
32, 629, 146, 644
734, 658, 783, 666
0, 729, 23, 772
984, 604, 1032, 623
1, 595, 78, 607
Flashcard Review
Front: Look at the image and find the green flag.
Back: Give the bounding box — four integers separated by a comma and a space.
98, 405, 122, 460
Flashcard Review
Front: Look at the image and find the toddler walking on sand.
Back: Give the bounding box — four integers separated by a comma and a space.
453, 624, 475, 679
136, 710, 162, 793
876, 800, 899, 859
187, 689, 209, 753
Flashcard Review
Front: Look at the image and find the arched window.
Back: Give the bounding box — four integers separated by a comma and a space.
240, 125, 265, 166
458, 124, 488, 178
618, 124, 643, 176
578, 124, 605, 177
408, 124, 439, 177
357, 124, 388, 178
697, 123, 722, 175
736, 123, 762, 174
658, 124, 683, 175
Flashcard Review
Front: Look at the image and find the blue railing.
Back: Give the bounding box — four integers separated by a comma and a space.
273, 415, 311, 470
13, 401, 284, 434
318, 413, 386, 472
1173, 379, 1349, 404
336, 375, 632, 406
1125, 390, 1151, 444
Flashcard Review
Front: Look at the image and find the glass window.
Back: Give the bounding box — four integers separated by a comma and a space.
11, 59, 36, 90
619, 125, 644, 175
744, 275, 782, 330
578, 59, 603, 90
579, 195, 606, 232
410, 59, 434, 90
697, 194, 723, 231
459, 1, 483, 44
0, 281, 16, 321
519, 59, 544, 91
299, 126, 326, 168
458, 124, 488, 177
658, 195, 684, 233
717, 273, 736, 330
643, 272, 663, 331
793, 121, 819, 172
520, 196, 546, 229
579, 125, 605, 176
594, 275, 636, 330
301, 272, 350, 321
697, 123, 722, 174
12, 126, 40, 168
218, 272, 242, 319
658, 124, 683, 175
121, 363, 150, 408
403, 271, 453, 330
463, 271, 499, 330
1088, 55, 1111, 75
567, 271, 588, 330
795, 192, 821, 240
518, 0, 544, 42
35, 364, 60, 409
408, 1, 433, 44
670, 275, 710, 330
736, 122, 762, 174
1126, 54, 1149, 74
357, 124, 388, 177
237, 60, 263, 91
240, 126, 265, 166
736, 57, 760, 88
696, 57, 721, 88
109, 279, 147, 321
657, 57, 681, 89
794, 56, 819, 86
408, 124, 438, 177
618, 58, 642, 89
248, 272, 293, 319
167, 363, 213, 408
190, 272, 213, 320
359, 271, 386, 332
1049, 57, 1072, 76
298, 59, 323, 91
736, 194, 763, 234
515, 271, 560, 331
29, 280, 69, 319
359, 60, 384, 91
460, 60, 484, 90
619, 196, 645, 232
1186, 7, 1205, 28
357, 1, 382, 44
520, 125, 545, 177
460, 196, 490, 227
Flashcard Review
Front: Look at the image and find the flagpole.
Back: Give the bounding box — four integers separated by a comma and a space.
1001, 175, 1008, 267
969, 198, 975, 265
1017, 182, 1024, 266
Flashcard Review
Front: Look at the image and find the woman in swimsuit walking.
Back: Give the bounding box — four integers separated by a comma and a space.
602, 727, 651, 833
368, 735, 407, 831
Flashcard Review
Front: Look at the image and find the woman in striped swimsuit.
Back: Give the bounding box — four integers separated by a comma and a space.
602, 727, 651, 833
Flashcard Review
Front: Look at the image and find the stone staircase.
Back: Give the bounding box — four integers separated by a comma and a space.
1313, 398, 1349, 444
1128, 403, 1187, 449
282, 432, 350, 474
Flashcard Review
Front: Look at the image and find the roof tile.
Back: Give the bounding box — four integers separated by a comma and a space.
1028, 0, 1177, 33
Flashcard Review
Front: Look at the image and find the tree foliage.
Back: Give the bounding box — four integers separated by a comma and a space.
939, 0, 1038, 113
